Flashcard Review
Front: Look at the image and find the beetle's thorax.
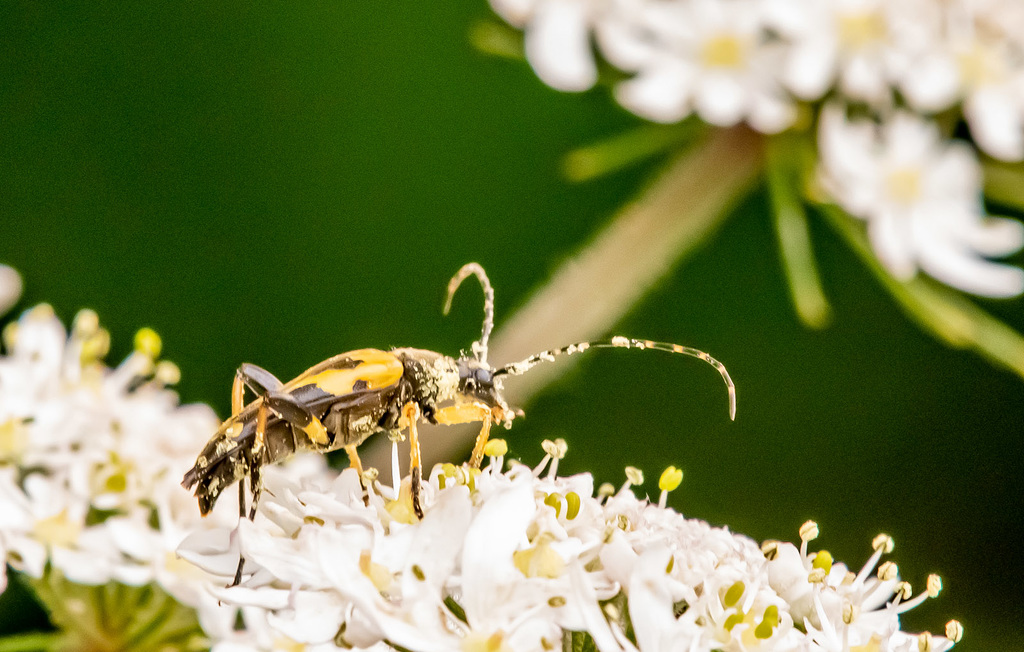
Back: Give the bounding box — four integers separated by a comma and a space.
392, 347, 461, 407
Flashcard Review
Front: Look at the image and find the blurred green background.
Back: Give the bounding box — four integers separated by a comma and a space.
1, 2, 1021, 649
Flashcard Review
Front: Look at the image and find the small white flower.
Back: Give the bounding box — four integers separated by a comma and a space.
819, 105, 1024, 297
612, 0, 795, 132
766, 0, 922, 105
897, 1, 1024, 161
179, 442, 958, 652
489, 0, 602, 92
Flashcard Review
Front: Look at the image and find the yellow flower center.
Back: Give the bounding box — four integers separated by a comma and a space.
886, 168, 922, 204
701, 34, 746, 69
34, 509, 81, 548
838, 11, 886, 49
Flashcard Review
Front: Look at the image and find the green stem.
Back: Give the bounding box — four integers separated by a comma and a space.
765, 136, 831, 329
0, 632, 63, 652
562, 121, 706, 183
820, 204, 1024, 379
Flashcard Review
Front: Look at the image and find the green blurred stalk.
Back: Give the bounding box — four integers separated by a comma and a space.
765, 136, 831, 329
25, 570, 205, 652
982, 159, 1024, 212
0, 632, 62, 652
399, 126, 762, 469
562, 121, 705, 183
820, 204, 1024, 379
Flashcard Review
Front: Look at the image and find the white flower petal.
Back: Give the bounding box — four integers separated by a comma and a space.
525, 0, 598, 92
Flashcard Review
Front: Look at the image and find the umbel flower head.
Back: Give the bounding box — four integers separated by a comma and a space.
178, 437, 961, 652
481, 0, 1024, 299
0, 299, 334, 648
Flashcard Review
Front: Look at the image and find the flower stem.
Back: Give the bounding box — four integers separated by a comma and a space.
820, 204, 1024, 379
562, 120, 706, 182
0, 631, 63, 652
765, 135, 831, 329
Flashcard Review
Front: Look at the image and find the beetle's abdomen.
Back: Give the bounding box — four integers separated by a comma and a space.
182, 419, 297, 516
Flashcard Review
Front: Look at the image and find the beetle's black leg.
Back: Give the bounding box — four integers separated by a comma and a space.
230, 401, 269, 587
401, 402, 424, 519
264, 392, 330, 448
238, 363, 284, 395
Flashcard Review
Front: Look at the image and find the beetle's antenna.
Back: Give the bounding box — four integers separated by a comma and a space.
443, 263, 495, 364
495, 337, 737, 420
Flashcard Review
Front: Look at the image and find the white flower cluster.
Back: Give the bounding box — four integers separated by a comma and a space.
487, 0, 1024, 297
0, 303, 324, 621
179, 441, 960, 652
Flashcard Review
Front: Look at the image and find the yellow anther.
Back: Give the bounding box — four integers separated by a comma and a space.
304, 515, 325, 527
411, 564, 426, 581
483, 438, 508, 457
387, 430, 406, 443
597, 483, 616, 499
807, 568, 827, 583
842, 602, 859, 624
564, 492, 581, 520
544, 493, 562, 517
872, 533, 895, 553
723, 612, 745, 632
945, 620, 963, 643
926, 574, 942, 598
895, 581, 912, 600
541, 438, 567, 459
918, 632, 933, 652
2, 322, 18, 351
723, 581, 745, 607
80, 329, 111, 364
29, 304, 55, 321
799, 520, 819, 542
155, 360, 181, 385
761, 540, 781, 560
842, 571, 856, 585
513, 535, 564, 579
442, 463, 458, 477
754, 605, 779, 639
625, 466, 644, 485
133, 327, 162, 359
658, 466, 683, 492
548, 596, 566, 608
877, 561, 898, 581
72, 309, 100, 336
812, 550, 833, 573
361, 468, 379, 484
360, 548, 391, 589
603, 603, 620, 620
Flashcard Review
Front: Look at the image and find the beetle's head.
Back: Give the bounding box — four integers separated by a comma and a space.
457, 357, 513, 424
